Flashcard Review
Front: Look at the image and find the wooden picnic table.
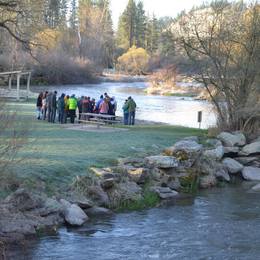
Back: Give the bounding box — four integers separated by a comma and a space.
79, 113, 120, 128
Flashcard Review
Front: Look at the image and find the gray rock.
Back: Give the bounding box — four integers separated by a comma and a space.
235, 157, 258, 166
242, 141, 260, 155
85, 206, 113, 217
151, 186, 178, 199
217, 132, 246, 147
165, 140, 203, 155
67, 195, 93, 209
251, 183, 260, 192
61, 201, 89, 226
167, 179, 181, 191
107, 181, 143, 208
203, 145, 224, 160
214, 168, 230, 182
222, 158, 244, 174
40, 198, 63, 216
4, 188, 43, 212
223, 147, 240, 155
87, 185, 110, 207
199, 175, 217, 189
145, 155, 179, 168
242, 167, 260, 181
127, 167, 149, 184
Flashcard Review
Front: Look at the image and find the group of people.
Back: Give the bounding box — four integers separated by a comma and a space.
36, 91, 137, 125
36, 91, 120, 124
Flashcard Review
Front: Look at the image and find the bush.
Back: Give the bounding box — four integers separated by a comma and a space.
117, 46, 150, 75
33, 51, 99, 85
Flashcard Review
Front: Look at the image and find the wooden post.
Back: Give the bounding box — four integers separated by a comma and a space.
17, 73, 21, 101
26, 72, 31, 100
8, 75, 12, 90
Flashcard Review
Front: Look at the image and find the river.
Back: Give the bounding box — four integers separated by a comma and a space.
34, 81, 217, 129
8, 183, 260, 259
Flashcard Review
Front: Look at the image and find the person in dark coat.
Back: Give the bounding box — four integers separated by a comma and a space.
36, 92, 43, 120
58, 93, 65, 123
50, 91, 57, 123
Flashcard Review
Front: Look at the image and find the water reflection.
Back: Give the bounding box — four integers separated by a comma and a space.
35, 82, 216, 129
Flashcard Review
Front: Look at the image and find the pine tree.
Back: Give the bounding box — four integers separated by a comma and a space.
70, 0, 78, 30
135, 1, 146, 48
117, 0, 137, 50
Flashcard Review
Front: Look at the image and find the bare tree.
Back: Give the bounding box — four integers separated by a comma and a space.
0, 0, 44, 51
175, 1, 260, 132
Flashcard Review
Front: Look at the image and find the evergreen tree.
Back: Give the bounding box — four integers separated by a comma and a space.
135, 1, 146, 48
70, 0, 78, 30
117, 0, 137, 50
145, 14, 159, 55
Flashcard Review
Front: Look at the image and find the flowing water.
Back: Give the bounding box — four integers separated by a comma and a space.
35, 81, 217, 129
8, 183, 260, 259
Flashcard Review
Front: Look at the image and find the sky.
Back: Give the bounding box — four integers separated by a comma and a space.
110, 0, 210, 28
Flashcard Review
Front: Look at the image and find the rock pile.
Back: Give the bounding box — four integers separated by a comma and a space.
1, 131, 259, 245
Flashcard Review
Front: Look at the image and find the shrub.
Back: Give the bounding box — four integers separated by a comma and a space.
117, 46, 150, 75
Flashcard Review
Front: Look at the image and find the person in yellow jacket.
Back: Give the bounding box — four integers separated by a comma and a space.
68, 94, 77, 123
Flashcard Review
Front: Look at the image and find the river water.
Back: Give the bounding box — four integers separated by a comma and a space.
8, 183, 260, 260
36, 82, 216, 129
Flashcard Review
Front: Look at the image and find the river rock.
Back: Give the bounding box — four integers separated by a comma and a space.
85, 206, 113, 217
223, 147, 240, 156
217, 132, 246, 147
60, 200, 88, 226
145, 156, 179, 169
214, 167, 230, 182
203, 145, 224, 160
242, 167, 260, 181
106, 181, 142, 208
4, 188, 43, 212
235, 157, 259, 166
66, 194, 93, 209
199, 175, 217, 189
165, 140, 203, 155
251, 183, 260, 192
242, 141, 260, 155
127, 167, 149, 184
87, 185, 110, 207
222, 158, 244, 174
151, 186, 179, 199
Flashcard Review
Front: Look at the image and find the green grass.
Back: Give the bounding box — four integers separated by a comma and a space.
2, 100, 206, 195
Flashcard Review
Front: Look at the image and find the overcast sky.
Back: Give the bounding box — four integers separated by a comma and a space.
110, 0, 210, 27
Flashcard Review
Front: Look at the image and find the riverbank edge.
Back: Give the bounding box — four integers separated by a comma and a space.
1, 131, 260, 252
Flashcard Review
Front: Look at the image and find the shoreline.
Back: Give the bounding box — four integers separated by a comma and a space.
1, 130, 260, 250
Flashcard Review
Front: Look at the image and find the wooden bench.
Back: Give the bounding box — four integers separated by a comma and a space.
79, 113, 121, 127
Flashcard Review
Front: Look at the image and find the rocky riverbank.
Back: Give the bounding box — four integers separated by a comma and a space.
1, 132, 260, 252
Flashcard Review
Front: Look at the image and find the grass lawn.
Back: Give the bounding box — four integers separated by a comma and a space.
3, 100, 206, 195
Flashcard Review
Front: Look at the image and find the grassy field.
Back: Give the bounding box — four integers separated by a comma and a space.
3, 100, 206, 195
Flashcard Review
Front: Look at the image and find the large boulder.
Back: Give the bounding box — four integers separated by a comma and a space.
4, 189, 43, 212
223, 147, 240, 156
203, 145, 224, 161
165, 140, 203, 155
145, 156, 179, 169
242, 141, 260, 155
106, 181, 142, 209
235, 157, 259, 166
222, 158, 244, 174
242, 167, 260, 181
60, 199, 88, 226
217, 132, 246, 147
87, 185, 110, 207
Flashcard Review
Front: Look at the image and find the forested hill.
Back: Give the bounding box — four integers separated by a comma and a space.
0, 0, 179, 84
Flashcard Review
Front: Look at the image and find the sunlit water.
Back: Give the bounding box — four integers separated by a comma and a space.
34, 82, 217, 129
8, 183, 260, 259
